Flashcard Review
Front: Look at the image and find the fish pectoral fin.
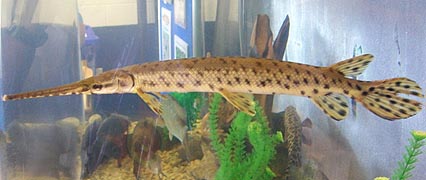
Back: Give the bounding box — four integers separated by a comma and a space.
218, 90, 256, 116
136, 89, 162, 114
329, 54, 374, 76
311, 93, 349, 121
168, 132, 173, 141
302, 118, 312, 128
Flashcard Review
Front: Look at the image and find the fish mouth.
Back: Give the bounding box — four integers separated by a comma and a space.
2, 81, 91, 101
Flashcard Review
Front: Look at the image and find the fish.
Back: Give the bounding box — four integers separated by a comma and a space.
156, 95, 188, 143
2, 54, 423, 121
283, 106, 313, 179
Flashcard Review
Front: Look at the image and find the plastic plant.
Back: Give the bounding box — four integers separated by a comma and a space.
208, 93, 283, 180
170, 92, 205, 129
389, 130, 426, 180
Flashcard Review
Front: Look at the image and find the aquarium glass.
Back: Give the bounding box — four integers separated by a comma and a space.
1, 0, 425, 179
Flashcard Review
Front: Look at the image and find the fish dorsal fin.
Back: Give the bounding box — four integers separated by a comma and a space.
330, 54, 374, 76
136, 89, 162, 114
218, 90, 256, 116
311, 93, 349, 121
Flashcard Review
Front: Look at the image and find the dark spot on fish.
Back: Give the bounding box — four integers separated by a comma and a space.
328, 104, 334, 110
159, 76, 165, 81
218, 87, 224, 91
352, 67, 359, 72
217, 77, 223, 83
245, 79, 251, 85
387, 88, 395, 91
356, 84, 362, 91
286, 75, 291, 80
389, 100, 397, 104
235, 77, 241, 84
284, 84, 290, 89
260, 81, 266, 87
369, 103, 375, 107
409, 107, 417, 112
295, 69, 300, 75
322, 73, 327, 79
338, 110, 346, 116
347, 82, 353, 88
276, 80, 281, 85
411, 91, 420, 96
306, 70, 311, 75
272, 62, 278, 66
332, 79, 337, 84
303, 78, 309, 84
348, 59, 354, 63
340, 102, 348, 107
343, 90, 349, 95
148, 81, 156, 86
183, 73, 190, 77
248, 89, 253, 93
300, 90, 305, 95
272, 92, 276, 95
265, 68, 271, 73
395, 81, 401, 86
92, 84, 103, 90
286, 64, 292, 69
209, 84, 215, 90
403, 85, 410, 89
219, 58, 226, 63
279, 69, 284, 74
197, 71, 204, 77
374, 98, 380, 102
380, 105, 392, 112
338, 79, 342, 83
165, 82, 171, 87
324, 84, 330, 89
252, 69, 258, 75
176, 82, 184, 88
293, 80, 300, 85
402, 98, 410, 103
325, 92, 332, 96
314, 77, 319, 84
399, 109, 407, 115
313, 89, 319, 94
362, 61, 370, 66
362, 91, 368, 96
369, 87, 375, 91
194, 80, 202, 86
227, 80, 232, 85
256, 61, 262, 67
170, 72, 175, 77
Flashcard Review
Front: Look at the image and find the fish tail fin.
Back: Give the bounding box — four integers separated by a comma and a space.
330, 54, 374, 76
357, 78, 423, 120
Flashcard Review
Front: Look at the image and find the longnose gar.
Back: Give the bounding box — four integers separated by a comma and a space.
2, 54, 423, 120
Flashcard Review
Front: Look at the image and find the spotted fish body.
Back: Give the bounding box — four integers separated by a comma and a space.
283, 106, 302, 169
2, 54, 424, 121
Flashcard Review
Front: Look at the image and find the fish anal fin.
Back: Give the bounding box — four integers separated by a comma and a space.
330, 54, 374, 76
136, 89, 162, 114
311, 93, 349, 121
302, 118, 312, 128
218, 90, 256, 116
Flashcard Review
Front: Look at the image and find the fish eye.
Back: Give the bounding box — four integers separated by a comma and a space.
92, 84, 103, 90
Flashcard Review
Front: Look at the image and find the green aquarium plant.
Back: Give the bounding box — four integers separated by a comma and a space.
208, 93, 283, 180
391, 130, 426, 180
170, 92, 205, 129
375, 130, 426, 180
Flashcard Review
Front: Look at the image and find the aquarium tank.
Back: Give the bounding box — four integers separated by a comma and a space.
1, 0, 425, 180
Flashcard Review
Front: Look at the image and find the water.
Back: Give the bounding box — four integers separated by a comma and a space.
1, 0, 425, 179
